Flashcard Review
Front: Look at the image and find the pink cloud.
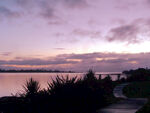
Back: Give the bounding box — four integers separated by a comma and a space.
1, 52, 150, 72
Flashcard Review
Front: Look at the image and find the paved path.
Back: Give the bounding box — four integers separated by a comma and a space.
98, 83, 148, 113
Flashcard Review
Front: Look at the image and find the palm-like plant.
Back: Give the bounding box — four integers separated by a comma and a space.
23, 78, 40, 97
48, 76, 77, 95
84, 69, 95, 80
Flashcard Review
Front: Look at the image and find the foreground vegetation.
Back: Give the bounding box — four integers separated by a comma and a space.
0, 70, 118, 113
137, 98, 150, 113
123, 68, 150, 82
123, 81, 150, 98
123, 81, 150, 113
0, 69, 74, 73
1, 68, 150, 113
123, 68, 150, 113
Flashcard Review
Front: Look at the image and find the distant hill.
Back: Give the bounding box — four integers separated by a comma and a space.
0, 69, 74, 73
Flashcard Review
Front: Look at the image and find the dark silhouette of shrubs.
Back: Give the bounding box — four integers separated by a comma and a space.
123, 68, 150, 82
23, 78, 40, 97
84, 69, 96, 81
101, 75, 113, 93
46, 71, 108, 113
0, 70, 116, 113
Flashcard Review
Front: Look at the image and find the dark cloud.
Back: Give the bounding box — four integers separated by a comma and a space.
107, 24, 140, 43
48, 20, 64, 25
72, 29, 101, 38
145, 0, 150, 7
0, 52, 12, 56
106, 18, 150, 44
16, 0, 32, 7
63, 0, 88, 8
0, 6, 20, 18
1, 52, 150, 72
40, 7, 56, 19
148, 0, 150, 4
65, 53, 100, 59
16, 0, 88, 8
0, 0, 89, 23
0, 58, 78, 66
16, 0, 57, 19
15, 0, 88, 19
53, 48, 66, 50
115, 0, 140, 10
62, 52, 150, 71
37, 0, 88, 20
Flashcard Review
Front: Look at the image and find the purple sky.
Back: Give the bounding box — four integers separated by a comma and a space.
0, 0, 150, 72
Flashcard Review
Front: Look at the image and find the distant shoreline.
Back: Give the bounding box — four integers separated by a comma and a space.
0, 72, 76, 73
0, 72, 75, 73
0, 70, 75, 73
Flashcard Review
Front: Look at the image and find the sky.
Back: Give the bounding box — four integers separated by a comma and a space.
0, 0, 150, 72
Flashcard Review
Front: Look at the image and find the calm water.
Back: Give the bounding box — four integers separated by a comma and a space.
0, 72, 126, 97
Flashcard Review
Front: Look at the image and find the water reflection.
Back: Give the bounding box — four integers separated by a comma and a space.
0, 72, 125, 97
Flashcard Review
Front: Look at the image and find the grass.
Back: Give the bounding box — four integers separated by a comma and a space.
137, 98, 150, 113
123, 81, 150, 113
123, 81, 150, 98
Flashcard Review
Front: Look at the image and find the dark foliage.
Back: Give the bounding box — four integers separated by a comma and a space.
0, 70, 116, 113
0, 69, 74, 73
123, 68, 150, 82
23, 78, 40, 97
137, 97, 150, 113
123, 81, 150, 113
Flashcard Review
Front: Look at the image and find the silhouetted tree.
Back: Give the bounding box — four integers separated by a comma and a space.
23, 78, 40, 97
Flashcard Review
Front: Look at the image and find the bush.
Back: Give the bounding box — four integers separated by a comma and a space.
0, 70, 116, 113
23, 78, 40, 98
137, 98, 150, 113
123, 68, 150, 82
47, 74, 107, 113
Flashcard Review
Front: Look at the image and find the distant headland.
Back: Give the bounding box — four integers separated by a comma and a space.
0, 69, 75, 73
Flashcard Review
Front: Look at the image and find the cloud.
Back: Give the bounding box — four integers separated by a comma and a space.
0, 58, 79, 66
59, 52, 150, 71
16, 0, 88, 8
0, 6, 20, 18
65, 53, 100, 59
115, 0, 140, 10
40, 7, 56, 19
1, 52, 150, 72
62, 0, 88, 8
106, 18, 150, 44
16, 0, 32, 7
107, 24, 140, 43
48, 20, 65, 25
71, 29, 101, 39
15, 0, 88, 19
53, 48, 66, 50
144, 0, 150, 7
16, 0, 57, 19
37, 0, 88, 20
0, 52, 12, 56
0, 0, 89, 24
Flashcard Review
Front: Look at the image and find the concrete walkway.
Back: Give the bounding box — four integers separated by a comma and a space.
98, 83, 148, 113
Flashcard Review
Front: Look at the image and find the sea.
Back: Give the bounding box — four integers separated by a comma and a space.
0, 72, 126, 97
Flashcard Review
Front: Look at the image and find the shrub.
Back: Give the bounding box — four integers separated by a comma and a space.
46, 71, 109, 113
0, 70, 116, 113
125, 68, 150, 82
23, 78, 40, 97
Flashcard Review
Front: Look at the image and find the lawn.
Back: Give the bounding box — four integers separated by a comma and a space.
123, 81, 150, 113
123, 81, 150, 98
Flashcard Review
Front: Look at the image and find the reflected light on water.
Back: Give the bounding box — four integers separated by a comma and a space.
0, 72, 126, 97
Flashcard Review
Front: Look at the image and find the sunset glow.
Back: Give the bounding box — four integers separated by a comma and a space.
1, 0, 150, 71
